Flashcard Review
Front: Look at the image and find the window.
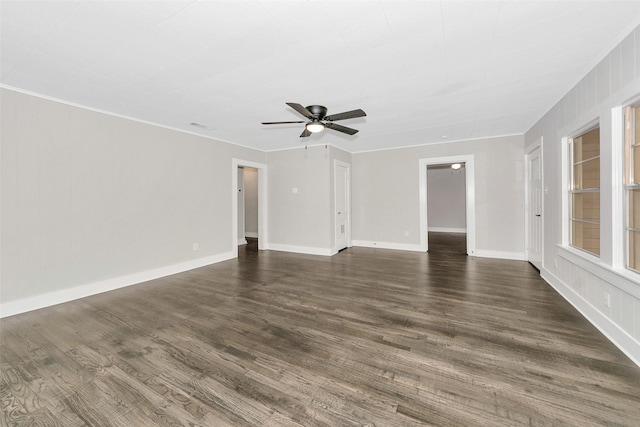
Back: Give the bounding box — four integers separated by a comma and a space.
569, 127, 600, 256
625, 105, 640, 271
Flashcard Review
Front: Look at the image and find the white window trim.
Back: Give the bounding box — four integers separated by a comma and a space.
564, 122, 601, 259
562, 136, 570, 247
612, 106, 625, 269
619, 99, 640, 276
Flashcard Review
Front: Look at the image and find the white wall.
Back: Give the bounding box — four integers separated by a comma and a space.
266, 145, 351, 255
1, 88, 266, 316
266, 146, 332, 254
352, 135, 525, 258
427, 166, 466, 232
244, 167, 258, 238
524, 25, 640, 365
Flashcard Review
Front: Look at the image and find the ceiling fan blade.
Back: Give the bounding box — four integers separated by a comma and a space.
300, 128, 312, 138
286, 102, 314, 119
325, 122, 358, 135
324, 109, 366, 121
261, 121, 305, 125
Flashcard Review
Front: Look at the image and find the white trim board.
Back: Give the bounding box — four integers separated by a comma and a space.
266, 243, 336, 256
352, 240, 424, 252
0, 252, 234, 318
474, 249, 525, 261
611, 106, 626, 268
428, 227, 467, 233
353, 241, 522, 260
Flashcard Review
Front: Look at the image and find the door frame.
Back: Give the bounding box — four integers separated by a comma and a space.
232, 159, 267, 257
419, 155, 476, 255
333, 160, 351, 253
237, 167, 247, 245
525, 139, 543, 269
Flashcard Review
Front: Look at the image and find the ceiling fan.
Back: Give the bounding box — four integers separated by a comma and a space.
262, 103, 367, 138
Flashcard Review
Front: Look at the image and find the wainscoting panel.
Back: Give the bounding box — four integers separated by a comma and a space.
541, 246, 640, 367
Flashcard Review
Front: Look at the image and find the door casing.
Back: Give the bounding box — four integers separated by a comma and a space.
334, 160, 351, 253
232, 159, 267, 257
525, 141, 543, 269
419, 155, 476, 255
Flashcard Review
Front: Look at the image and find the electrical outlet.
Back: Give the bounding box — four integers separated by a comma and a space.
193, 243, 199, 251
404, 231, 409, 237
604, 291, 610, 308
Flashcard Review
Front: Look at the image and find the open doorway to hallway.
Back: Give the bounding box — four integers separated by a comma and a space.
232, 159, 267, 258
240, 166, 259, 257
243, 167, 259, 242
427, 163, 467, 255
419, 155, 476, 255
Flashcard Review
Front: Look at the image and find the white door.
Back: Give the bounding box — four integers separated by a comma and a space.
526, 146, 542, 269
335, 162, 349, 251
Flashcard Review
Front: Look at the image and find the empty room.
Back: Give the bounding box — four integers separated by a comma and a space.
2, 1, 640, 425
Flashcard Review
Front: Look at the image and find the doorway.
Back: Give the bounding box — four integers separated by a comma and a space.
232, 159, 267, 258
419, 155, 476, 255
236, 166, 259, 248
237, 167, 247, 245
426, 163, 467, 254
334, 160, 351, 252
525, 142, 543, 270
243, 167, 259, 240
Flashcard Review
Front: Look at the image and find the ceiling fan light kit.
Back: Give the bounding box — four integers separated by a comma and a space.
262, 102, 366, 138
306, 121, 325, 133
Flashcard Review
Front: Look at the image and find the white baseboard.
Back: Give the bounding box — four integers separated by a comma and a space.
352, 241, 524, 260
266, 243, 334, 256
428, 227, 467, 233
474, 249, 525, 261
541, 268, 640, 368
238, 238, 248, 245
352, 240, 424, 252
0, 252, 235, 319
245, 231, 258, 238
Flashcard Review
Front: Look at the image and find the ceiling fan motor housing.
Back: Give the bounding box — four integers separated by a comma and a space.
306, 105, 327, 120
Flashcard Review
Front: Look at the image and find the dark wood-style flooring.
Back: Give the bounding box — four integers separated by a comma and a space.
2, 233, 640, 426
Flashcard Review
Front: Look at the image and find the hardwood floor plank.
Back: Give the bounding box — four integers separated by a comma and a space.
1, 234, 639, 426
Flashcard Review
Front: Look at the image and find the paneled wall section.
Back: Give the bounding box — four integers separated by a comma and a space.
525, 25, 640, 365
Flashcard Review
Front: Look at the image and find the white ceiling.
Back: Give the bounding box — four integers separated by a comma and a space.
2, 1, 640, 153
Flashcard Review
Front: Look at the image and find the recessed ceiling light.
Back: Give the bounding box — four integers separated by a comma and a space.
441, 135, 448, 139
